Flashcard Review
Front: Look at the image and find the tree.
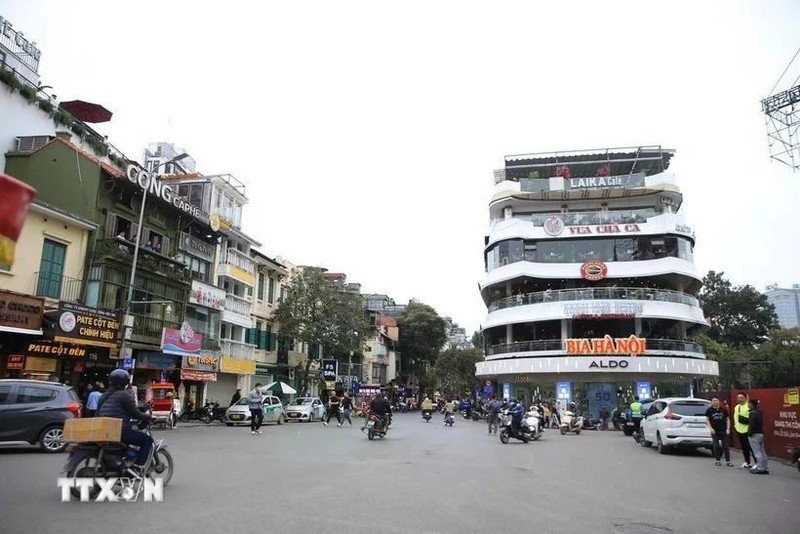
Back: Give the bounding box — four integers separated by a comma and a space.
747, 328, 800, 388
698, 271, 779, 348
471, 330, 484, 350
274, 268, 371, 395
397, 301, 447, 379
434, 347, 484, 398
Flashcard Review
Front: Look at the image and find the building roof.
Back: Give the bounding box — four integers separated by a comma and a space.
22, 136, 125, 178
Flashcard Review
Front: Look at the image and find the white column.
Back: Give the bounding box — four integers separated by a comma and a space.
506, 324, 513, 344
635, 318, 642, 336
560, 319, 568, 340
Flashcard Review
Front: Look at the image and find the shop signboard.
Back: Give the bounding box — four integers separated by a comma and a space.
122, 358, 135, 370
502, 382, 511, 401
179, 232, 214, 262
322, 359, 338, 382
24, 356, 57, 372
565, 335, 647, 356
24, 341, 87, 358
137, 352, 177, 370
636, 381, 652, 399
7, 355, 24, 370
219, 356, 255, 375
180, 369, 217, 382
189, 280, 225, 311
0, 290, 44, 333
160, 322, 203, 357
556, 381, 572, 402
182, 351, 219, 372
46, 302, 120, 349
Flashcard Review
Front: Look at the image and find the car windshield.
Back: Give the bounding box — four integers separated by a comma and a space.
293, 398, 314, 406
670, 401, 710, 416
235, 398, 249, 406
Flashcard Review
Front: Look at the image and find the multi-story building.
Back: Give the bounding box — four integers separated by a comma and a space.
764, 284, 800, 329
475, 146, 718, 415
0, 13, 41, 86
442, 316, 470, 350
249, 250, 290, 389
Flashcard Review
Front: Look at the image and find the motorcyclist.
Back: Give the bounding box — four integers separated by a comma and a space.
370, 393, 392, 429
421, 396, 433, 415
443, 398, 456, 423
509, 398, 524, 434
97, 369, 153, 471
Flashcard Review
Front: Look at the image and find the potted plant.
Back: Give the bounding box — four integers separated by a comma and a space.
37, 98, 53, 113
19, 84, 36, 102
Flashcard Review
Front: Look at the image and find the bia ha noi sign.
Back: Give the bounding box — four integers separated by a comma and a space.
565, 335, 647, 356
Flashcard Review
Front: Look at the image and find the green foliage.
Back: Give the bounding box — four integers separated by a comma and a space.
397, 301, 447, 373
274, 268, 371, 394
53, 109, 72, 127
19, 84, 36, 102
70, 121, 85, 138
698, 271, 778, 348
433, 347, 484, 398
0, 67, 22, 91
471, 330, 484, 350
37, 98, 53, 113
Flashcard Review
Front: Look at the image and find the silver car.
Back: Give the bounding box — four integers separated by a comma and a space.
224, 395, 286, 426
284, 397, 326, 422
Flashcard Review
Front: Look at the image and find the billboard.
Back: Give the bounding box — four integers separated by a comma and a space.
160, 322, 203, 357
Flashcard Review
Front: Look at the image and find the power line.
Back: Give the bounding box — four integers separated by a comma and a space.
769, 45, 800, 95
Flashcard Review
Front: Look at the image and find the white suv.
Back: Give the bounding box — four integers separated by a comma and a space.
640, 397, 712, 454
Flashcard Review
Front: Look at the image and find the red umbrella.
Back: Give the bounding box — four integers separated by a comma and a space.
59, 100, 113, 123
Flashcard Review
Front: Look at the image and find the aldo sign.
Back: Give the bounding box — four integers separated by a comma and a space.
126, 165, 203, 220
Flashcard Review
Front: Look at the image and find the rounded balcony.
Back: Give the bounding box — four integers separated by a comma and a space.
488, 286, 698, 312
485, 338, 706, 358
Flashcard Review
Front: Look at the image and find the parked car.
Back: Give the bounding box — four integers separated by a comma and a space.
224, 395, 286, 426
284, 397, 326, 422
640, 397, 712, 454
0, 379, 82, 452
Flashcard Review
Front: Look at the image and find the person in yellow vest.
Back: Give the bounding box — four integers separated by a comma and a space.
630, 396, 643, 430
733, 392, 756, 469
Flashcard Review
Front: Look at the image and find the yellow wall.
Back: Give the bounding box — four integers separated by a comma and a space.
0, 207, 92, 300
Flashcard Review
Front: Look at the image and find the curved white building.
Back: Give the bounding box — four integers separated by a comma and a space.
475, 146, 718, 414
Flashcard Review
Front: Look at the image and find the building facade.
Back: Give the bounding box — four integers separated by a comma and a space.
764, 284, 800, 330
475, 146, 718, 415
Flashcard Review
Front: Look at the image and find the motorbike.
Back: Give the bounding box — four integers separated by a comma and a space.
422, 410, 432, 422
362, 411, 389, 440
444, 412, 455, 427
499, 410, 531, 444
524, 409, 543, 441
560, 410, 584, 435
62, 417, 174, 500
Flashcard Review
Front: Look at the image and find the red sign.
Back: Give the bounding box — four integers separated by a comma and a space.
161, 322, 203, 357
7, 355, 24, 370
180, 369, 217, 382
580, 260, 608, 281
729, 387, 800, 461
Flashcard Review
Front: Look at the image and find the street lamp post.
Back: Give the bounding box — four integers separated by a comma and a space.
119, 153, 189, 362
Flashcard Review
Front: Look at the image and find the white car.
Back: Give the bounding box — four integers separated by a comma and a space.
284, 397, 326, 422
640, 397, 713, 454
224, 395, 286, 426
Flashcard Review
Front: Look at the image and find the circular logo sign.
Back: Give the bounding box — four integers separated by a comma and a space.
179, 321, 196, 344
581, 260, 608, 281
59, 311, 77, 333
543, 215, 565, 236
209, 214, 221, 232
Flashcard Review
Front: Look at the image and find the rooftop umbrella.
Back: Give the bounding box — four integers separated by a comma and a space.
59, 100, 113, 123
262, 381, 297, 395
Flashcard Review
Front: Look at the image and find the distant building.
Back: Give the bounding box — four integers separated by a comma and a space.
764, 284, 800, 329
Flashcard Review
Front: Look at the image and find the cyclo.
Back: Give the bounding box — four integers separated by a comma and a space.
148, 382, 177, 429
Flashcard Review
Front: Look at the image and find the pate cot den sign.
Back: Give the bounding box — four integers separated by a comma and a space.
46, 302, 120, 348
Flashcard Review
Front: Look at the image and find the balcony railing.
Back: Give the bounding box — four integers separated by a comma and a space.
225, 294, 251, 317
529, 208, 659, 227
488, 287, 700, 312
220, 339, 255, 360
486, 338, 705, 356
33, 272, 82, 302
221, 248, 256, 274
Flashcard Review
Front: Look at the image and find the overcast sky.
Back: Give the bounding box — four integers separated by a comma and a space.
4, 1, 800, 334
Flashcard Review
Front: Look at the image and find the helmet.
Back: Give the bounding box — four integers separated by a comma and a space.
108, 369, 130, 388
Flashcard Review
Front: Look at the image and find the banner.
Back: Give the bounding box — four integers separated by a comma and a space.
180, 369, 217, 382
137, 352, 177, 370
0, 290, 44, 333
161, 322, 203, 357
219, 356, 255, 375
189, 280, 225, 311
322, 359, 338, 382
46, 302, 119, 348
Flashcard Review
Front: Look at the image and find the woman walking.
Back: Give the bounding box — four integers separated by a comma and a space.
341, 393, 354, 426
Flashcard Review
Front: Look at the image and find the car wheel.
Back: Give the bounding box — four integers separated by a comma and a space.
39, 425, 66, 453
308, 412, 314, 423
657, 433, 669, 455
277, 414, 284, 425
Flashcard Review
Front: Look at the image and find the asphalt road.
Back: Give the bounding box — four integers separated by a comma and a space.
0, 413, 798, 534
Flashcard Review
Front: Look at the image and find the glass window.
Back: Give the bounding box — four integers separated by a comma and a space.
36, 239, 67, 299
524, 242, 537, 262
0, 385, 12, 404
669, 401, 710, 417
537, 241, 567, 263
17, 386, 57, 404
508, 240, 523, 263
257, 273, 266, 301
268, 277, 276, 303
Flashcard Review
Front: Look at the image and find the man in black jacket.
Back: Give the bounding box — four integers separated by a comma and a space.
747, 398, 769, 475
97, 369, 154, 470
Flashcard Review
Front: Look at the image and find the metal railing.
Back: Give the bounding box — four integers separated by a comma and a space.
220, 339, 255, 360
33, 272, 82, 302
486, 338, 705, 356
529, 208, 658, 227
221, 248, 256, 273
488, 287, 699, 312
224, 294, 252, 317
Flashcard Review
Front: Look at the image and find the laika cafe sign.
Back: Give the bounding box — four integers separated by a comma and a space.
126, 165, 203, 220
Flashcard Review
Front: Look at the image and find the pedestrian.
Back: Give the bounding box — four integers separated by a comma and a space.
230, 388, 242, 406
487, 396, 501, 434
85, 384, 103, 417
341, 393, 354, 426
732, 392, 755, 469
248, 383, 264, 435
599, 405, 610, 431
82, 384, 93, 416
325, 392, 342, 426
747, 398, 769, 474
705, 397, 733, 467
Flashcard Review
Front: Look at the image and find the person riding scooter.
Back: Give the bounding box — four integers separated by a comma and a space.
421, 396, 433, 421
509, 399, 525, 434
